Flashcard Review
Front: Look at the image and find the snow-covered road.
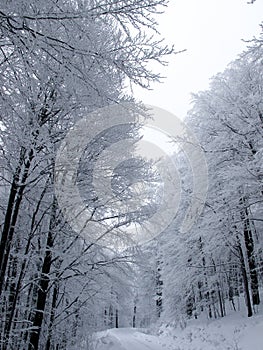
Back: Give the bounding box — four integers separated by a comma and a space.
92, 328, 169, 350
91, 310, 263, 350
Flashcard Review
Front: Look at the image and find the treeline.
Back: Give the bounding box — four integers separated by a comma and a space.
160, 28, 263, 323
0, 1, 171, 349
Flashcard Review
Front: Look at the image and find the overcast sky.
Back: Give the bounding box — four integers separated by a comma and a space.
134, 0, 263, 119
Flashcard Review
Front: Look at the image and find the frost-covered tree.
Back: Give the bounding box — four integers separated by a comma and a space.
161, 30, 263, 324
0, 1, 173, 349
133, 241, 163, 328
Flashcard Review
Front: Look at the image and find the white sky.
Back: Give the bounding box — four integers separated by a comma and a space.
134, 0, 263, 119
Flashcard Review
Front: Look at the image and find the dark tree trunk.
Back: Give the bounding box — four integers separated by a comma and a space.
3, 253, 19, 350
104, 309, 107, 326
115, 309, 119, 328
156, 262, 163, 318
132, 305, 136, 328
0, 148, 34, 296
243, 207, 260, 306
109, 305, 114, 328
199, 237, 212, 318
217, 282, 225, 318
45, 282, 59, 350
28, 198, 56, 350
237, 240, 253, 317
0, 148, 25, 294
3, 181, 49, 348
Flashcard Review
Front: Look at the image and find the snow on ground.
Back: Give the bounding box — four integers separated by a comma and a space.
91, 311, 263, 350
157, 310, 263, 350
91, 328, 165, 350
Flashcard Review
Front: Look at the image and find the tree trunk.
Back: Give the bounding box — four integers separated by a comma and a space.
237, 240, 253, 317
3, 253, 19, 350
28, 198, 56, 350
217, 282, 225, 317
156, 262, 163, 318
0, 148, 34, 296
132, 305, 136, 328
3, 181, 49, 348
115, 309, 119, 328
243, 207, 260, 306
45, 282, 59, 350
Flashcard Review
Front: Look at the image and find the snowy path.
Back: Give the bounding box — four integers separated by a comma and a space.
91, 311, 263, 350
92, 328, 169, 350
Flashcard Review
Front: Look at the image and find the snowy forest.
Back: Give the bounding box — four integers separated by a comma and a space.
0, 1, 262, 349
